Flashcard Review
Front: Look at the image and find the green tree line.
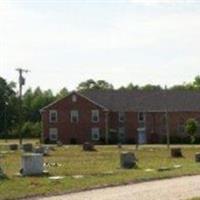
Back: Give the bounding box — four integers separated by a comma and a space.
1, 75, 200, 139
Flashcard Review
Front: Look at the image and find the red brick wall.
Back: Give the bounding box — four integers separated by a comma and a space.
41, 93, 106, 144
41, 92, 200, 144
108, 111, 200, 144
145, 112, 200, 143
108, 111, 139, 143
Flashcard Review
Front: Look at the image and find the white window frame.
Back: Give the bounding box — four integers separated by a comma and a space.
72, 94, 77, 102
91, 128, 100, 141
91, 110, 100, 123
138, 112, 145, 122
49, 110, 58, 123
49, 128, 58, 141
70, 110, 79, 123
118, 112, 125, 122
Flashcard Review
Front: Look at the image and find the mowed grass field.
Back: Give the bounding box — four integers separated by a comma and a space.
1, 141, 200, 200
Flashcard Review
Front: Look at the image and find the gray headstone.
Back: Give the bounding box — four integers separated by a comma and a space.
9, 144, 18, 151
83, 142, 95, 151
23, 143, 33, 152
120, 151, 137, 169
171, 148, 183, 158
21, 153, 44, 176
34, 146, 49, 156
195, 152, 200, 162
57, 141, 63, 147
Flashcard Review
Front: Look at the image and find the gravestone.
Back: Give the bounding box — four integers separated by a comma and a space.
195, 152, 200, 162
83, 142, 95, 151
171, 148, 183, 158
0, 166, 6, 179
21, 153, 43, 176
34, 146, 49, 156
120, 151, 137, 169
117, 143, 122, 148
57, 141, 63, 147
9, 144, 18, 151
23, 143, 33, 152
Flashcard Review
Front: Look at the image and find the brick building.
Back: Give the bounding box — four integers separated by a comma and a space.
40, 90, 200, 144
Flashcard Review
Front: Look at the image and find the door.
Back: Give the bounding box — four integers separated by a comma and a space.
137, 128, 146, 144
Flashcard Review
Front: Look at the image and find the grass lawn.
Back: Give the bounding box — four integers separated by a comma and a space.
1, 144, 200, 200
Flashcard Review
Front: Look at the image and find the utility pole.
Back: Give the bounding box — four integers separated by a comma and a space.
164, 85, 170, 150
16, 68, 29, 145
104, 110, 109, 145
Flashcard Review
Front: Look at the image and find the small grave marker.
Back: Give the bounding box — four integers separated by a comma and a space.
195, 152, 200, 162
120, 151, 137, 169
9, 144, 18, 151
57, 141, 63, 147
171, 148, 183, 158
34, 146, 49, 156
83, 142, 96, 151
23, 143, 33, 152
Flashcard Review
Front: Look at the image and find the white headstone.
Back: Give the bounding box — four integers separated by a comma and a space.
21, 153, 43, 176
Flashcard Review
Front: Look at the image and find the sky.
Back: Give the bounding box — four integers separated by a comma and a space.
1, 0, 200, 93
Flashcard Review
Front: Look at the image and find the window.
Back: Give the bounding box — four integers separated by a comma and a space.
91, 110, 100, 123
49, 128, 58, 141
91, 128, 100, 141
138, 112, 145, 122
138, 112, 145, 128
118, 112, 125, 122
70, 110, 79, 123
72, 94, 77, 102
49, 110, 58, 123
118, 127, 126, 143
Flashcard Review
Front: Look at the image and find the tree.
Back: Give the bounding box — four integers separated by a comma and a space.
56, 87, 69, 99
96, 80, 114, 90
23, 87, 55, 122
21, 121, 41, 138
170, 83, 194, 91
77, 79, 114, 91
141, 84, 162, 91
0, 77, 17, 137
185, 118, 198, 143
193, 75, 200, 90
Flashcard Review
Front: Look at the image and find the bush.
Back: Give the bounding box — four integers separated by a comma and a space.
21, 121, 41, 138
185, 118, 199, 143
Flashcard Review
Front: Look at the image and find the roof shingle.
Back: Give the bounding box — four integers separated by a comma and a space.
81, 90, 200, 112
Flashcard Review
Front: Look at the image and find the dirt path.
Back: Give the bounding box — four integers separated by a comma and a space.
35, 175, 200, 200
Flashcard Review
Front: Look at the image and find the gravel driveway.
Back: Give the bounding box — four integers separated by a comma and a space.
35, 175, 200, 200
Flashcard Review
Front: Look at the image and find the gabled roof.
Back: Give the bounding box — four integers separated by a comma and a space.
81, 90, 200, 112
40, 91, 108, 112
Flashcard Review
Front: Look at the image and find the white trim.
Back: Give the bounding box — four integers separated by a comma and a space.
91, 109, 100, 123
70, 110, 79, 123
49, 110, 58, 123
72, 94, 77, 102
49, 128, 58, 141
91, 128, 100, 141
137, 127, 146, 131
